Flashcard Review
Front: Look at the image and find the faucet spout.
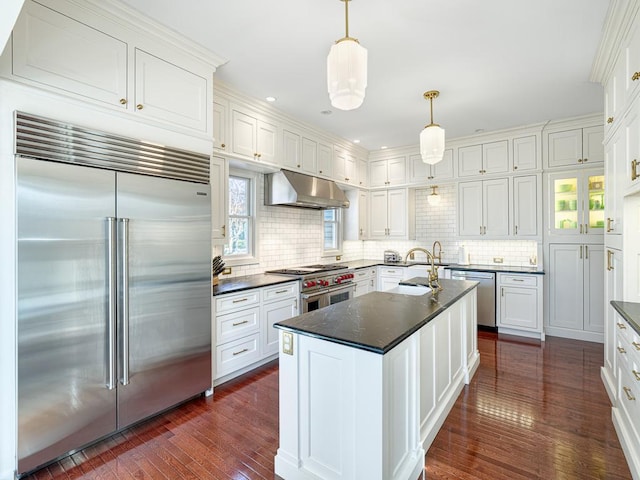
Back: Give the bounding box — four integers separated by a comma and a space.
404, 247, 442, 291
432, 241, 443, 263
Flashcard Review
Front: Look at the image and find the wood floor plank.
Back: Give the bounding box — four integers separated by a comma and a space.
21, 335, 631, 479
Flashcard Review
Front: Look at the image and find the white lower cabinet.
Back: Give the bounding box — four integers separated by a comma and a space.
497, 273, 544, 340
377, 266, 406, 291
602, 247, 623, 403
354, 267, 377, 297
547, 243, 604, 342
213, 281, 299, 384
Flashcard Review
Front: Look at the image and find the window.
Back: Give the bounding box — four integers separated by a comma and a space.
223, 171, 257, 263
323, 208, 342, 255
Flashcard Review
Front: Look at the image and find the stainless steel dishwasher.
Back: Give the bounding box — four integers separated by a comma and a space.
449, 269, 496, 328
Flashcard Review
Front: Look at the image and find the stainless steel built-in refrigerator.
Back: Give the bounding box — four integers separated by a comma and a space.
16, 113, 212, 474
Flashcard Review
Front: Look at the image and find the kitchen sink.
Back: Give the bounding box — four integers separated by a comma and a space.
389, 285, 431, 296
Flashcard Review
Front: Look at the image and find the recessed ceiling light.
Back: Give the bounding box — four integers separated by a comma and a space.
353, 139, 360, 144
321, 110, 333, 115
266, 96, 277, 102
381, 146, 388, 150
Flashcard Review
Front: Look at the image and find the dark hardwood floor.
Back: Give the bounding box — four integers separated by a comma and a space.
23, 332, 631, 479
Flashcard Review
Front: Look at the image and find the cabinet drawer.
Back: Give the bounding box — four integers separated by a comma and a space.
215, 290, 260, 314
379, 267, 405, 277
615, 317, 634, 346
499, 274, 538, 287
618, 363, 640, 439
216, 306, 260, 346
215, 333, 261, 378
263, 282, 298, 302
354, 267, 376, 279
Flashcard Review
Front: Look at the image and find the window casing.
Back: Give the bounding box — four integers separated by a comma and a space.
323, 208, 342, 256
223, 171, 257, 264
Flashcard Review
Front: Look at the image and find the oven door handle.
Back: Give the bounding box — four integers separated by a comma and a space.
301, 289, 329, 300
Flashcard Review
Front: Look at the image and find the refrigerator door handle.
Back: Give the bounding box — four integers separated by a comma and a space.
107, 217, 117, 390
120, 218, 130, 386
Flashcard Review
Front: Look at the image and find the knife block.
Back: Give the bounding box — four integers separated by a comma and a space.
212, 275, 219, 286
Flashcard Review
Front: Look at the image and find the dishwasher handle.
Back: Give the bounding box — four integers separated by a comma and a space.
450, 270, 495, 280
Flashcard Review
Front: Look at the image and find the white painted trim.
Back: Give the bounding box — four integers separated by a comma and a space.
612, 407, 640, 480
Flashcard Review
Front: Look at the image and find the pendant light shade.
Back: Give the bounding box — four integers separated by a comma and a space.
327, 0, 367, 111
420, 90, 445, 165
427, 185, 441, 206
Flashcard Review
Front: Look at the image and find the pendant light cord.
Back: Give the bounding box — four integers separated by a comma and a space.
345, 0, 350, 38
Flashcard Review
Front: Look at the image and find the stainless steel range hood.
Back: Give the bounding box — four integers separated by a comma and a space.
265, 169, 350, 209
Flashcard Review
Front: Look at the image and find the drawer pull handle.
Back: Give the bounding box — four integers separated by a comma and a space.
632, 159, 639, 181
633, 370, 640, 381
232, 298, 249, 303
617, 346, 627, 354
512, 278, 524, 282
275, 289, 288, 294
617, 323, 627, 330
232, 320, 249, 327
623, 387, 636, 401
633, 342, 640, 351
232, 348, 249, 356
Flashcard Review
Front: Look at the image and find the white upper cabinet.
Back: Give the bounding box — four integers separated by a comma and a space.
604, 53, 624, 133
458, 141, 509, 177
134, 49, 208, 132
301, 137, 319, 175
357, 157, 368, 187
11, 1, 128, 108
213, 98, 229, 152
512, 135, 539, 172
231, 106, 279, 164
282, 129, 301, 170
458, 178, 509, 237
210, 155, 228, 244
369, 189, 414, 240
369, 156, 406, 187
317, 142, 333, 178
546, 126, 604, 168
512, 175, 539, 237
333, 146, 357, 185
408, 149, 453, 184
9, 0, 215, 135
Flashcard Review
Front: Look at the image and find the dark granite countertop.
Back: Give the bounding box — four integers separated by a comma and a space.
611, 301, 640, 336
213, 273, 299, 296
339, 259, 544, 274
274, 278, 478, 355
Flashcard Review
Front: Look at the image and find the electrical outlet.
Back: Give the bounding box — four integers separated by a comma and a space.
529, 255, 537, 265
222, 267, 232, 275
282, 332, 293, 355
493, 257, 504, 264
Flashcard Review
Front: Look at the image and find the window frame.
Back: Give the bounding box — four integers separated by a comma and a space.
322, 207, 343, 257
223, 169, 258, 266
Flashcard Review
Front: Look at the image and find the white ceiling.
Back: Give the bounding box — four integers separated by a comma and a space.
121, 0, 610, 151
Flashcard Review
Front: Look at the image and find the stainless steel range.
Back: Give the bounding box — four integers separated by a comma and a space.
266, 264, 355, 313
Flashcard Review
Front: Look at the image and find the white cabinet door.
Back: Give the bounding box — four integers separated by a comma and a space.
333, 148, 347, 182
262, 297, 298, 356
369, 190, 389, 238
604, 247, 623, 395
549, 244, 584, 331
458, 181, 483, 236
548, 129, 582, 168
12, 1, 128, 108
387, 189, 407, 238
301, 137, 318, 175
256, 120, 278, 164
513, 135, 538, 172
231, 109, 257, 158
357, 158, 368, 187
358, 190, 369, 239
584, 245, 604, 333
134, 49, 208, 132
345, 154, 357, 185
433, 149, 455, 180
458, 145, 483, 177
344, 189, 368, 240
408, 154, 429, 183
513, 175, 538, 237
210, 156, 228, 243
483, 178, 509, 237
483, 140, 509, 175
582, 126, 605, 165
213, 99, 228, 152
499, 287, 538, 330
605, 126, 624, 234
369, 159, 389, 187
387, 157, 407, 185
317, 142, 333, 177
282, 129, 301, 170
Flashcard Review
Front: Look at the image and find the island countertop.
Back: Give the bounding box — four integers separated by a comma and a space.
611, 300, 640, 336
274, 278, 478, 355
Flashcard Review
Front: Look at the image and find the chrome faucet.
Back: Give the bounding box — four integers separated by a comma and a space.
432, 240, 443, 263
404, 247, 442, 291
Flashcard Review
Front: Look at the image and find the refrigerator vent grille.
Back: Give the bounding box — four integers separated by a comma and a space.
15, 112, 210, 184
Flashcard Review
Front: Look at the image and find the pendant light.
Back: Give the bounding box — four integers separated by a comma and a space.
420, 90, 445, 164
427, 185, 441, 206
327, 0, 368, 111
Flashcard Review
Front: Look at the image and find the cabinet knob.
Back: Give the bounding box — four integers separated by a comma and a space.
632, 72, 640, 81
345, 177, 349, 181
514, 166, 518, 170
297, 164, 301, 168
607, 117, 614, 124
578, 158, 583, 163
136, 104, 143, 110
583, 158, 588, 162
119, 98, 127, 105
221, 143, 226, 149
319, 170, 323, 174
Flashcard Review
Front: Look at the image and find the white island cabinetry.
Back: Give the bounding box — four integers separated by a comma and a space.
275, 282, 479, 480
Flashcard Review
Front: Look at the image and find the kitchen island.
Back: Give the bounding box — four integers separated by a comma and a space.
274, 278, 479, 480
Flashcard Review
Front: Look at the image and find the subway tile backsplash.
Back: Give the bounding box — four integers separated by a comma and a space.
219, 176, 540, 279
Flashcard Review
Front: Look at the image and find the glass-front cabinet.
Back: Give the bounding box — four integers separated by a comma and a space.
549, 169, 605, 237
